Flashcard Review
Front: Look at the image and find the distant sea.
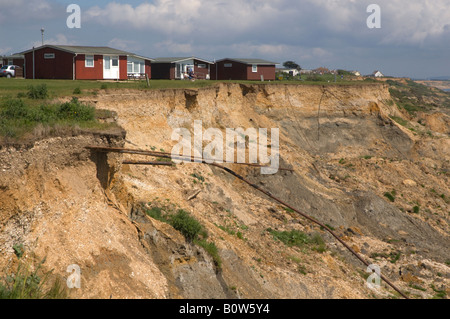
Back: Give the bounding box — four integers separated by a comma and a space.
444, 89, 450, 92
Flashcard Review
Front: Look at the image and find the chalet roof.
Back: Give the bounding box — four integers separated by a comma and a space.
152, 57, 213, 64
19, 45, 153, 61
217, 58, 278, 65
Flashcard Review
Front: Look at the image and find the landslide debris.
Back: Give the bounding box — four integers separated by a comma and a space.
0, 81, 448, 299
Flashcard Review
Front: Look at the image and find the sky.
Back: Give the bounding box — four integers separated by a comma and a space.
0, 0, 449, 79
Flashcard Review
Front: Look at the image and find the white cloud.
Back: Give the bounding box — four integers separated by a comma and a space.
154, 40, 194, 54
0, 0, 56, 23
84, 0, 283, 37
28, 34, 76, 49
0, 47, 13, 56
108, 38, 142, 52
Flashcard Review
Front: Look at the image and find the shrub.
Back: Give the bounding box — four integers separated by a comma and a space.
384, 192, 395, 202
169, 209, 203, 241
0, 261, 67, 299
13, 244, 24, 259
413, 206, 420, 214
144, 206, 165, 222
195, 239, 222, 270
267, 228, 309, 247
1, 98, 28, 118
27, 84, 48, 99
57, 98, 95, 121
73, 87, 81, 95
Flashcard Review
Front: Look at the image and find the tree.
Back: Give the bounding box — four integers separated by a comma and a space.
282, 61, 301, 70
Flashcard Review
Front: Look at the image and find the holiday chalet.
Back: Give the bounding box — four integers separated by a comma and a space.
20, 45, 153, 80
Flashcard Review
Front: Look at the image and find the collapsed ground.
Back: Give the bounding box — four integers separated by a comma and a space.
0, 80, 448, 299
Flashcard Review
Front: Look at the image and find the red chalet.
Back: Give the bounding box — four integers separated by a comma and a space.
20, 45, 153, 80
151, 57, 214, 80
211, 58, 278, 81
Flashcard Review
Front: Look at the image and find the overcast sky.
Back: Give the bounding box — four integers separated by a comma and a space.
1, 0, 449, 78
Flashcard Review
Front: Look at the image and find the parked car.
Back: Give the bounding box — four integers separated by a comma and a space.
0, 65, 19, 78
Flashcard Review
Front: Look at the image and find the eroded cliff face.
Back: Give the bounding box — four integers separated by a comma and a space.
0, 83, 448, 299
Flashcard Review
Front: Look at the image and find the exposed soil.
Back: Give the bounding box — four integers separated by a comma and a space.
0, 82, 448, 299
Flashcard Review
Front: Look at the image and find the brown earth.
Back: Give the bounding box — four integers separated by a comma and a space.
0, 83, 448, 299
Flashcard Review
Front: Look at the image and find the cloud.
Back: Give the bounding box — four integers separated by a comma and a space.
108, 38, 143, 52
0, 0, 57, 23
154, 40, 194, 55
28, 34, 77, 49
0, 47, 13, 56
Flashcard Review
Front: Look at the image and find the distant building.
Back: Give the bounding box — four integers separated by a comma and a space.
151, 57, 213, 80
352, 71, 361, 76
20, 45, 153, 80
372, 70, 384, 77
0, 54, 24, 69
211, 58, 278, 81
312, 67, 331, 75
276, 68, 300, 77
300, 69, 312, 75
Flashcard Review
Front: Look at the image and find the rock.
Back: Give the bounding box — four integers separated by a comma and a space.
402, 179, 417, 187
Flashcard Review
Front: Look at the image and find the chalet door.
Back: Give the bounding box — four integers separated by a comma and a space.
103, 55, 119, 79
176, 63, 182, 79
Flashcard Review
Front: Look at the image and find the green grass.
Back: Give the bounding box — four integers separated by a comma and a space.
384, 191, 396, 202
266, 228, 326, 252
0, 77, 380, 100
0, 260, 67, 299
0, 97, 107, 140
390, 116, 408, 126
169, 209, 204, 241
142, 202, 222, 270
387, 79, 450, 114
267, 228, 309, 247
194, 239, 222, 270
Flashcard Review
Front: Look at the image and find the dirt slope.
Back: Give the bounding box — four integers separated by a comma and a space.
0, 83, 448, 299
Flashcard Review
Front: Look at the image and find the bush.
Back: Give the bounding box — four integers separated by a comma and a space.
384, 192, 395, 202
195, 239, 222, 270
1, 98, 28, 118
267, 228, 309, 247
57, 98, 95, 121
169, 209, 203, 241
73, 87, 81, 95
0, 261, 67, 299
27, 84, 48, 99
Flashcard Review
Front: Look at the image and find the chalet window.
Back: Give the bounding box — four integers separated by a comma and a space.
198, 64, 206, 68
7, 59, 13, 65
252, 64, 258, 72
111, 56, 119, 67
85, 55, 94, 67
44, 53, 55, 59
133, 62, 140, 73
224, 63, 232, 67
127, 58, 145, 74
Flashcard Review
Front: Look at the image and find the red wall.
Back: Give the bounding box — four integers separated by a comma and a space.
24, 47, 74, 79
211, 59, 275, 81
119, 56, 127, 80
75, 54, 103, 80
145, 60, 152, 79
24, 47, 150, 80
246, 65, 275, 81
193, 60, 210, 79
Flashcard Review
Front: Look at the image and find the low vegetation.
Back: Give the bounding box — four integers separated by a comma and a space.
266, 228, 327, 253
0, 96, 115, 141
140, 201, 222, 270
387, 79, 450, 114
0, 247, 67, 299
